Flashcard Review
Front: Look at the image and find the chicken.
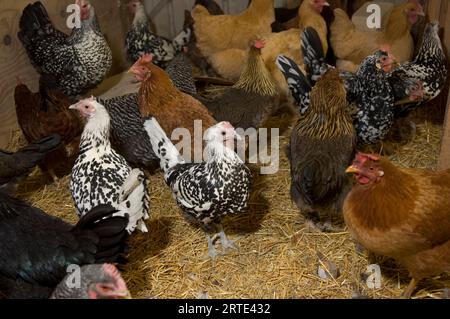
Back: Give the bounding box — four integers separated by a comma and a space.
144, 118, 252, 259
165, 49, 197, 96
18, 1, 112, 97
388, 22, 448, 117
193, 0, 224, 15
99, 94, 159, 171
69, 98, 150, 234
129, 54, 217, 160
192, 0, 275, 57
183, 7, 221, 77
125, 0, 191, 66
201, 40, 279, 130
288, 68, 356, 231
14, 83, 83, 181
278, 27, 398, 145
0, 134, 61, 191
297, 0, 330, 54
330, 0, 424, 72
0, 191, 128, 299
344, 153, 450, 298
51, 264, 130, 299
204, 0, 329, 98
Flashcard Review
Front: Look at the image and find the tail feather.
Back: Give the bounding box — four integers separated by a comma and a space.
192, 4, 210, 19
172, 28, 192, 51
143, 117, 184, 172
301, 27, 330, 82
20, 134, 62, 154
116, 169, 150, 233
276, 55, 311, 114
18, 2, 53, 45
72, 204, 129, 264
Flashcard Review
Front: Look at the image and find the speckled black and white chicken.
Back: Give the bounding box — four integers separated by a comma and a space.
69, 98, 150, 234
278, 27, 397, 145
99, 93, 159, 171
144, 118, 252, 258
164, 49, 197, 96
18, 0, 112, 97
125, 0, 191, 67
388, 21, 448, 117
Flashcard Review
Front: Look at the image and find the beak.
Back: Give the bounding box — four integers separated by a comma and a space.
323, 1, 330, 6
345, 165, 360, 174
116, 290, 132, 299
69, 104, 78, 110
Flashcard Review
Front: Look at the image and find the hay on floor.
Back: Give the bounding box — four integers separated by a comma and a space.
5, 98, 449, 299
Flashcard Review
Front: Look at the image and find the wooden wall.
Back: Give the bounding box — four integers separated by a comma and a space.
0, 0, 131, 148
430, 0, 450, 169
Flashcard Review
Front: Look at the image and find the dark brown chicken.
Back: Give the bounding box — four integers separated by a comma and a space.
201, 40, 279, 130
289, 68, 356, 231
344, 153, 450, 298
14, 83, 83, 181
129, 54, 217, 161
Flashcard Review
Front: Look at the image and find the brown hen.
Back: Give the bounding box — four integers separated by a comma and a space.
14, 83, 83, 181
344, 153, 450, 298
129, 54, 217, 161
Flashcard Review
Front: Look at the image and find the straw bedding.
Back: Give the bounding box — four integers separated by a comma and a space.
6, 95, 450, 299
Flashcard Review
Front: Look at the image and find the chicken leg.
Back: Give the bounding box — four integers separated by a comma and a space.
402, 278, 418, 299
218, 224, 238, 251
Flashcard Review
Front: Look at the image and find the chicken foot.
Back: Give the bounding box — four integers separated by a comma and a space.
402, 278, 418, 299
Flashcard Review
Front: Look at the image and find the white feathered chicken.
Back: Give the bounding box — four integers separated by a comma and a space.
143, 118, 252, 258
69, 97, 150, 233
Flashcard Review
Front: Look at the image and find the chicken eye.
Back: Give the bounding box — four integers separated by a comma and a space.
222, 131, 226, 136
84, 105, 89, 109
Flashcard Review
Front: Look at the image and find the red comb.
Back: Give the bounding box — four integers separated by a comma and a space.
356, 152, 380, 163
254, 39, 266, 49
140, 54, 153, 63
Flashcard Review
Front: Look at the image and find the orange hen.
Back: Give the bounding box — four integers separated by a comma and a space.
130, 54, 217, 161
344, 153, 450, 298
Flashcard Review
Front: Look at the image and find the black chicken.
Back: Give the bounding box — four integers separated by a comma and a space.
18, 0, 112, 97
0, 191, 128, 299
0, 134, 61, 190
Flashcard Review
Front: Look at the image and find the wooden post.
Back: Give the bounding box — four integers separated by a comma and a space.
436, 0, 450, 170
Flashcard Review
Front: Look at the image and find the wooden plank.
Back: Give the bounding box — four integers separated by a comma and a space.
0, 0, 130, 149
437, 0, 450, 170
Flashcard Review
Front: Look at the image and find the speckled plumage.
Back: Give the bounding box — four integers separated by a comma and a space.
388, 22, 448, 117
278, 28, 395, 145
349, 53, 395, 145
70, 100, 149, 233
165, 52, 197, 95
125, 2, 191, 67
100, 94, 159, 171
144, 118, 251, 257
18, 2, 112, 97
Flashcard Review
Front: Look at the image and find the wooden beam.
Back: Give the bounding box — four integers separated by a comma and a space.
437, 0, 450, 170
